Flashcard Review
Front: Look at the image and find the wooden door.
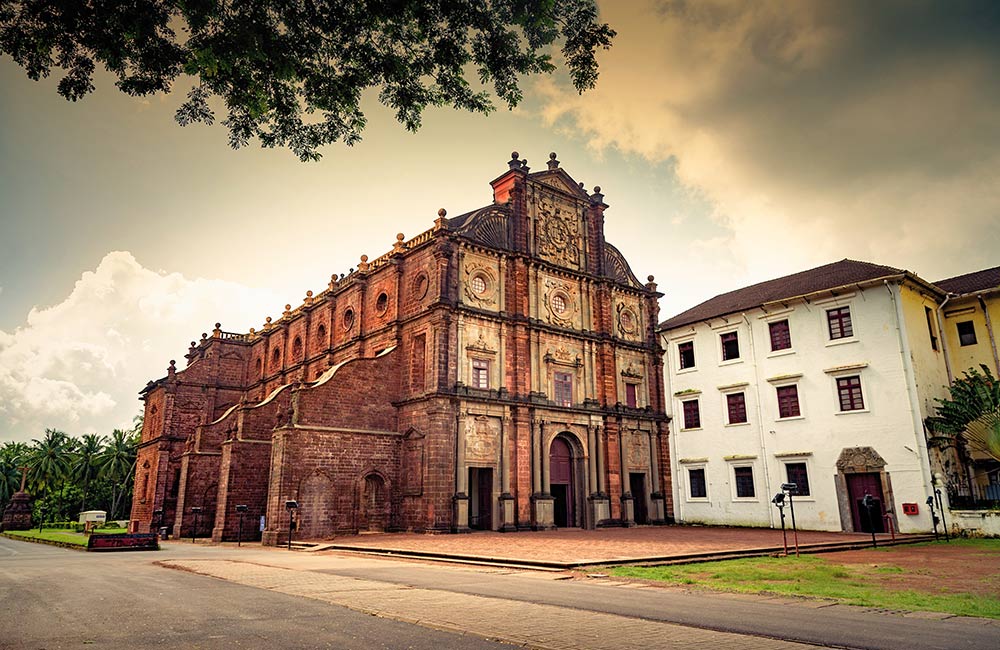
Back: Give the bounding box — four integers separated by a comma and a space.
847, 472, 885, 533
550, 437, 574, 527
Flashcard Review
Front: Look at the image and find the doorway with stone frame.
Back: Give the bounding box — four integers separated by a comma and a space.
550, 433, 588, 528
835, 447, 895, 533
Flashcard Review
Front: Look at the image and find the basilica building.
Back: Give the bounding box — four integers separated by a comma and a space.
129, 153, 670, 544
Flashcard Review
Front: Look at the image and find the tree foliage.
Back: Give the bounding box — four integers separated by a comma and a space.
927, 365, 1000, 462
1, 423, 139, 521
0, 0, 616, 160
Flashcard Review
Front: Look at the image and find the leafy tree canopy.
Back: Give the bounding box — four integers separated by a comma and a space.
927, 365, 1000, 462
0, 0, 616, 160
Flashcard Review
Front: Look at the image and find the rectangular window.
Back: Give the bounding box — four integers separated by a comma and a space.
776, 385, 801, 418
785, 462, 810, 496
625, 383, 638, 408
678, 341, 695, 369
734, 466, 755, 498
836, 375, 865, 411
726, 392, 748, 424
554, 372, 573, 407
720, 332, 740, 361
682, 399, 701, 429
472, 359, 490, 389
925, 306, 938, 351
957, 321, 978, 346
688, 468, 707, 498
827, 306, 853, 340
769, 319, 792, 351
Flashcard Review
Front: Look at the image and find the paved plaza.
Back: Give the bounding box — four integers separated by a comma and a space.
308, 525, 919, 567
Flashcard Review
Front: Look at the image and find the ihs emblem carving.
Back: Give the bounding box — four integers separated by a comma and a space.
537, 193, 581, 269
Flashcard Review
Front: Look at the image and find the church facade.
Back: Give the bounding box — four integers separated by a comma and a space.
129, 153, 670, 544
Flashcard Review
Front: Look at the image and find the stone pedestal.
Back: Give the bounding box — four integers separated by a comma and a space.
650, 492, 666, 524
588, 493, 611, 528
498, 493, 517, 532
620, 494, 636, 527
1, 490, 33, 531
531, 494, 555, 530
452, 493, 470, 533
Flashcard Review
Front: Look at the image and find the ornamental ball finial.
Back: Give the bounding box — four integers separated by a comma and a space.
360, 254, 368, 263
511, 151, 519, 159
396, 233, 405, 241
594, 186, 601, 193
438, 208, 447, 217
215, 322, 221, 329
549, 152, 557, 160
648, 275, 655, 282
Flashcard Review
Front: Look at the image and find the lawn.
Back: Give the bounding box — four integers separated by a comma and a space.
3, 527, 129, 546
610, 539, 1000, 619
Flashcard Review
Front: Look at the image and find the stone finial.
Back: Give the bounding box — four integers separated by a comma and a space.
304, 290, 314, 305
646, 275, 657, 291
329, 274, 338, 290
212, 322, 222, 337
264, 316, 272, 331
168, 359, 177, 376
591, 185, 605, 203
189, 341, 197, 351
248, 328, 256, 336
520, 158, 529, 172
201, 332, 208, 341
547, 152, 560, 170
434, 208, 449, 231
508, 151, 522, 170
358, 254, 370, 272
283, 304, 292, 318
579, 182, 585, 190
393, 232, 406, 252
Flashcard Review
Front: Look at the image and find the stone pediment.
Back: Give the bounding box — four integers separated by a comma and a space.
529, 169, 590, 199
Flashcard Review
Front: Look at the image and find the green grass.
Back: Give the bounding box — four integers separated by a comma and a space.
4, 527, 129, 546
609, 543, 1000, 620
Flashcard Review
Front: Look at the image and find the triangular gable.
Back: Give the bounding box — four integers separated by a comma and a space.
528, 169, 590, 199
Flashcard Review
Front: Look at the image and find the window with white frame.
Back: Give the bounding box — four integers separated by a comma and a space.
688, 467, 707, 499
720, 331, 740, 361
726, 392, 748, 424
682, 399, 701, 429
678, 341, 696, 370
769, 319, 792, 351
784, 461, 811, 496
826, 306, 853, 340
471, 359, 490, 389
836, 375, 865, 411
625, 382, 638, 408
957, 321, 977, 346
776, 385, 801, 419
732, 465, 756, 499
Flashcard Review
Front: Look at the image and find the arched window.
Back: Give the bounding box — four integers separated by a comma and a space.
317, 324, 327, 346
292, 336, 303, 360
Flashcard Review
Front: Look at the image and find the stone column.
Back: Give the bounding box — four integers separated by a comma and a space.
618, 426, 635, 527
531, 418, 542, 494
587, 425, 598, 495
596, 425, 607, 494
498, 416, 516, 531
648, 430, 666, 524
453, 414, 470, 532
541, 420, 551, 495
531, 418, 555, 530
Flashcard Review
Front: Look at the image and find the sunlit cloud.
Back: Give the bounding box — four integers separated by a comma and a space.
0, 252, 281, 442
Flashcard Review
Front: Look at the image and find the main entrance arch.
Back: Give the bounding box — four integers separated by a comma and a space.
549, 434, 586, 528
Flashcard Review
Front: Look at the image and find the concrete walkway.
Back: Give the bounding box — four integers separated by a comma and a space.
163, 557, 827, 649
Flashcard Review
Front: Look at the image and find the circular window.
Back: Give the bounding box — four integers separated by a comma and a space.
376, 292, 389, 315
413, 273, 429, 299
620, 310, 636, 333
551, 293, 567, 314
470, 275, 487, 295
343, 308, 355, 331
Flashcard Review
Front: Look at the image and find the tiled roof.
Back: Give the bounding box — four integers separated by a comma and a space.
659, 259, 909, 330
935, 266, 1000, 296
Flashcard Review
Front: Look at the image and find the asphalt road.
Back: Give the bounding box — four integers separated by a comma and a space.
1, 537, 997, 650
0, 537, 508, 650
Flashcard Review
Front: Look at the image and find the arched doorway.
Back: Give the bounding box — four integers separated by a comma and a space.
550, 435, 585, 528
360, 473, 389, 532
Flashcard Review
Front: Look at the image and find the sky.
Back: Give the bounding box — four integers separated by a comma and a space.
1, 0, 998, 444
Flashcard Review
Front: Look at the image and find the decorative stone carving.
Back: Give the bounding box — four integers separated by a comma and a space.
621, 361, 643, 380
626, 430, 648, 469
836, 446, 887, 473
542, 278, 578, 326
616, 302, 640, 338
544, 345, 582, 367
536, 192, 581, 269
463, 261, 498, 306
465, 415, 500, 463
466, 332, 497, 355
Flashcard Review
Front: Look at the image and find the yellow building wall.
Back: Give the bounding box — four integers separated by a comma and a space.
941, 294, 1000, 378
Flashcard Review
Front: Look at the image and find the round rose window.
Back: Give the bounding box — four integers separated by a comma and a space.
551, 294, 567, 314
471, 275, 487, 295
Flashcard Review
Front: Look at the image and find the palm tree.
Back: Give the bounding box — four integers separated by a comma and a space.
1, 441, 30, 510
72, 433, 106, 512
927, 366, 1000, 462
27, 429, 73, 494
99, 428, 139, 519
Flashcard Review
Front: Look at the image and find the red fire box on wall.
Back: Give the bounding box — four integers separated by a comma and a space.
902, 503, 919, 515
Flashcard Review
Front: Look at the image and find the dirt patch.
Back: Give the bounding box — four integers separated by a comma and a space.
820, 542, 1000, 597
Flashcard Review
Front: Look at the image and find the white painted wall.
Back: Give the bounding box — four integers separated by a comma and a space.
663, 281, 945, 534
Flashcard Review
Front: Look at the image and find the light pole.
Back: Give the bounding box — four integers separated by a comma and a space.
235, 504, 248, 546
190, 506, 202, 543
780, 483, 799, 556
862, 493, 877, 548
285, 500, 298, 550
771, 493, 788, 556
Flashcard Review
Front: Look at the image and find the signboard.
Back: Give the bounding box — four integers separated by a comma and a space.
87, 533, 159, 552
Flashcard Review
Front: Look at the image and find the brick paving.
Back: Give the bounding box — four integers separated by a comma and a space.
314, 525, 897, 565
164, 558, 827, 649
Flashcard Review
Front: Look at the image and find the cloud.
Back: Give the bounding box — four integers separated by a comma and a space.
0, 252, 281, 443
539, 0, 1000, 309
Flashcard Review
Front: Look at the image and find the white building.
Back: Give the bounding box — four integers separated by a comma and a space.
659, 260, 950, 534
